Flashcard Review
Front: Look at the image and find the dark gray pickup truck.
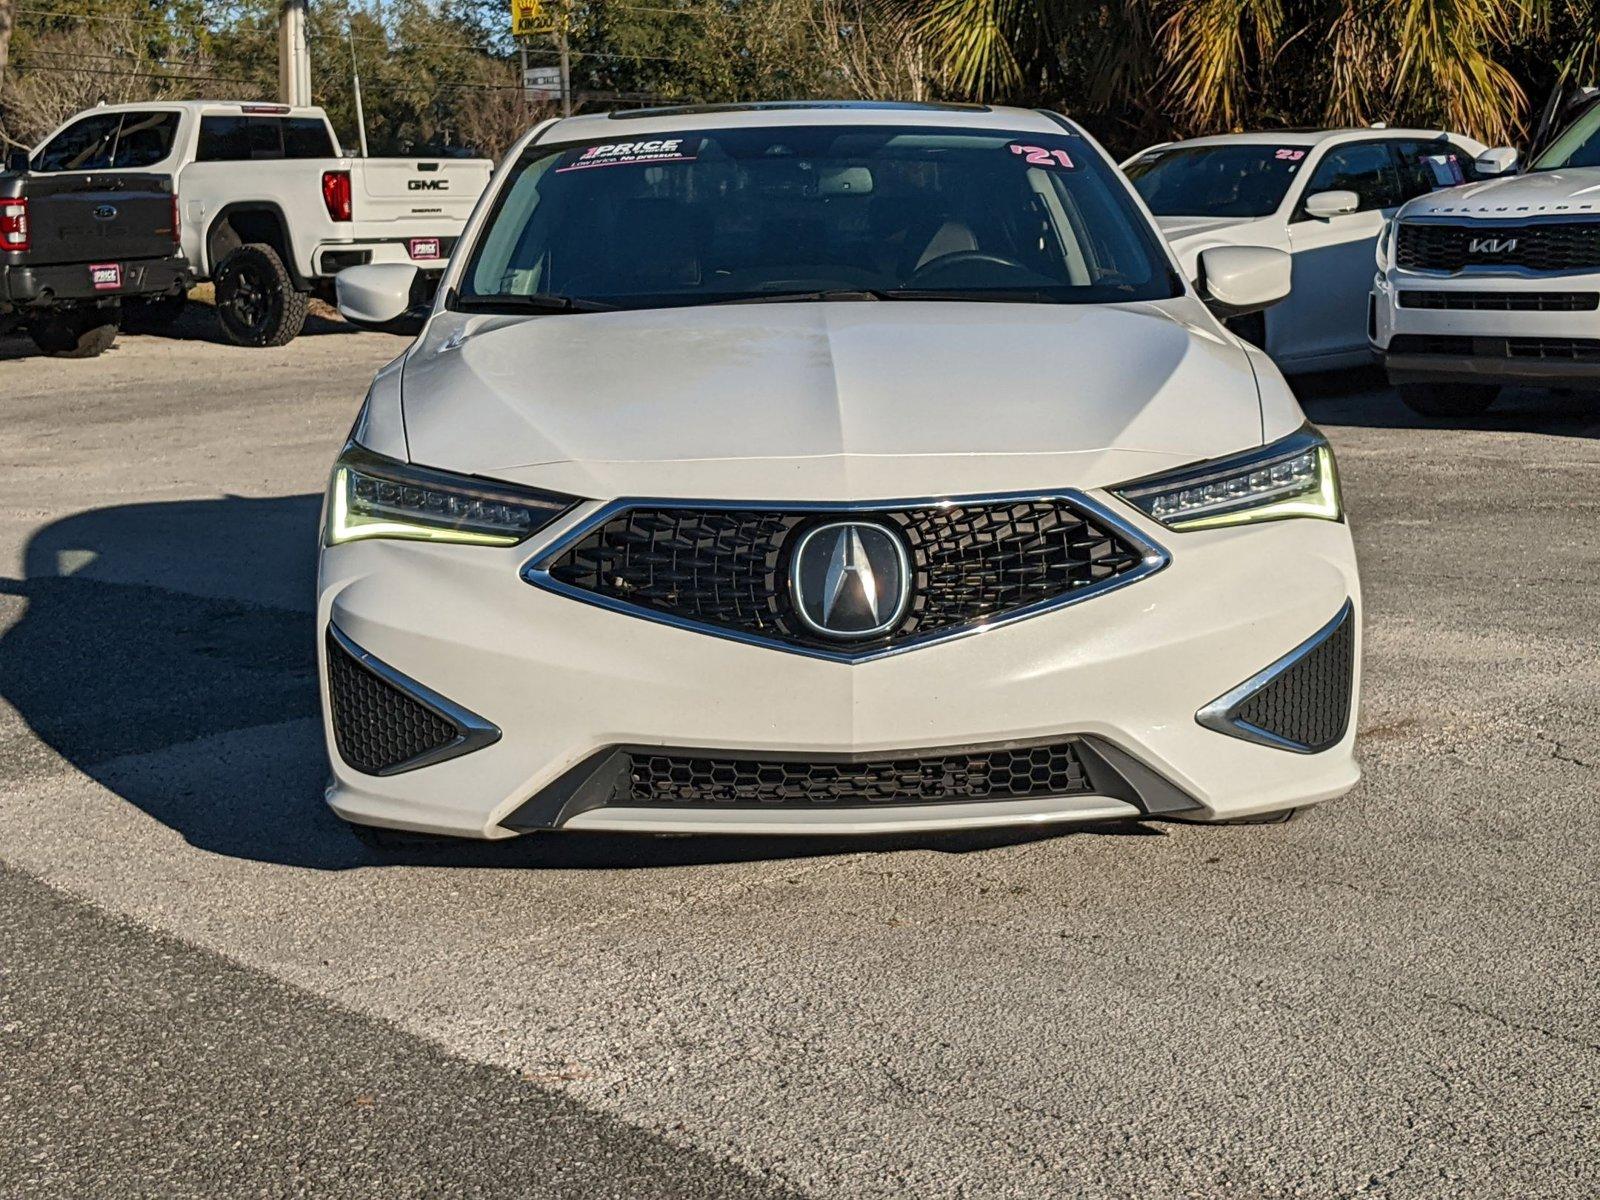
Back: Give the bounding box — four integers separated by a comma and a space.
1, 166, 193, 357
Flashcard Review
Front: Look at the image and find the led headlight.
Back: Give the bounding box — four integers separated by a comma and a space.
325, 444, 577, 547
1112, 427, 1341, 531
1375, 219, 1394, 270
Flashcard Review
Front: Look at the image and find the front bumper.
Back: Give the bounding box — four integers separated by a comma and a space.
319, 493, 1361, 838
1371, 269, 1600, 388
0, 255, 192, 307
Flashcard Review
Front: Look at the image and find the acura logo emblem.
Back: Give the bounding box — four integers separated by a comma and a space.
1467, 236, 1517, 254
790, 521, 910, 641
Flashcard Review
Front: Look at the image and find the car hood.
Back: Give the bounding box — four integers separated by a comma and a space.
1398, 167, 1600, 219
400, 300, 1265, 500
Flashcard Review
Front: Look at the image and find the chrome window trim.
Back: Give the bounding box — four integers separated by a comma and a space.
1195, 599, 1355, 754
520, 488, 1170, 665
326, 623, 502, 775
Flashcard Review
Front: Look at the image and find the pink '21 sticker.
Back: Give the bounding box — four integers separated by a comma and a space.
1009, 144, 1075, 169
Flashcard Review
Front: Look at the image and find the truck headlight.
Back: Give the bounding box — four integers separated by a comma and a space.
1112, 427, 1342, 531
324, 444, 577, 547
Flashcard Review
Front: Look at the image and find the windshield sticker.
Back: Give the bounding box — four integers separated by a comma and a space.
1009, 143, 1075, 169
557, 138, 699, 172
1274, 148, 1306, 161
1424, 153, 1465, 187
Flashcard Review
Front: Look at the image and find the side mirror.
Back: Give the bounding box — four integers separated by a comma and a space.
336, 263, 420, 331
5, 149, 30, 173
1474, 146, 1519, 177
1303, 189, 1359, 219
1196, 246, 1291, 320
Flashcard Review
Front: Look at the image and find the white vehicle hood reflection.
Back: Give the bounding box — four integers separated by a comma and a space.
1399, 167, 1600, 218
400, 300, 1265, 500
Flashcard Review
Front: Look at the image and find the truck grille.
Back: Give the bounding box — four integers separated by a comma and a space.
1396, 290, 1599, 311
1395, 221, 1600, 272
538, 498, 1153, 656
621, 740, 1092, 807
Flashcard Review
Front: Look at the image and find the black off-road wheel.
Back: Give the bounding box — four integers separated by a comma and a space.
1396, 382, 1499, 418
214, 243, 308, 347
123, 290, 189, 333
28, 307, 121, 358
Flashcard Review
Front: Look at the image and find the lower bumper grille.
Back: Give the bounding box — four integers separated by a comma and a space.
503, 736, 1204, 829
1396, 290, 1599, 312
1387, 334, 1600, 362
623, 742, 1091, 808
324, 627, 498, 776
1198, 601, 1355, 753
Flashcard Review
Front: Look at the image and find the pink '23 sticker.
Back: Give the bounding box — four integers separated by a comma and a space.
1274, 148, 1306, 161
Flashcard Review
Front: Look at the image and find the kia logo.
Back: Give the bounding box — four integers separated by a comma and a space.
408, 179, 449, 191
1468, 237, 1518, 254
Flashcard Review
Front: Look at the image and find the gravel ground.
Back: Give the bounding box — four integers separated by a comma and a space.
0, 317, 1594, 1198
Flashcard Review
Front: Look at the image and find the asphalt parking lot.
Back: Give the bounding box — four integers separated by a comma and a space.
0, 314, 1596, 1199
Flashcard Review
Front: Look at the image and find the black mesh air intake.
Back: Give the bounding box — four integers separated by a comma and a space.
542, 499, 1149, 654
620, 740, 1092, 808
1226, 608, 1355, 752
325, 631, 462, 775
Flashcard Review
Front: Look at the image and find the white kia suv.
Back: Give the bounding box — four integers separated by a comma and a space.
322, 102, 1361, 841
1372, 91, 1600, 415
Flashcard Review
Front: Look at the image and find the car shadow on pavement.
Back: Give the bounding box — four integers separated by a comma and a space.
0, 494, 1162, 873
1292, 364, 1600, 437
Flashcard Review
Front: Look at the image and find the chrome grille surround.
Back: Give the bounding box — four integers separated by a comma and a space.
522, 490, 1169, 663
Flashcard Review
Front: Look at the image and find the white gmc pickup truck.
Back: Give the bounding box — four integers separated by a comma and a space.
27, 100, 493, 346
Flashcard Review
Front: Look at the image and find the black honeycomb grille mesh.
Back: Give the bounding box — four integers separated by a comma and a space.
1231, 612, 1355, 752
545, 500, 1148, 651
326, 633, 459, 775
1395, 221, 1600, 272
621, 741, 1091, 807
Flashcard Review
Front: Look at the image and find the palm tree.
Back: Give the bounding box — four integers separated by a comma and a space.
873, 0, 1571, 146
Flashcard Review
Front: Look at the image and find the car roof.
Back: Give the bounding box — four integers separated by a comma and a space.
1151, 127, 1458, 150
71, 100, 327, 119
545, 101, 1077, 140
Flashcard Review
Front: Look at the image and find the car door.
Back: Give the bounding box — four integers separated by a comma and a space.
1278, 140, 1404, 363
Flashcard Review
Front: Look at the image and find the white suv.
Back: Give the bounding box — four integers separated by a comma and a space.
1372, 93, 1600, 415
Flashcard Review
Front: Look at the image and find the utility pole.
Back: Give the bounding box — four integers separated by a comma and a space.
558, 9, 571, 118
278, 0, 312, 107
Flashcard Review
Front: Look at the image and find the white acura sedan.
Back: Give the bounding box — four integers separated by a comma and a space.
323, 102, 1360, 842
1125, 128, 1486, 372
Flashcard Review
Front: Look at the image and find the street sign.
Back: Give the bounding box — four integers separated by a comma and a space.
524, 66, 563, 101
511, 0, 546, 37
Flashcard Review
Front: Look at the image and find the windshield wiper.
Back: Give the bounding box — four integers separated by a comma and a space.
453, 292, 619, 314
710, 289, 887, 305
876, 288, 1066, 304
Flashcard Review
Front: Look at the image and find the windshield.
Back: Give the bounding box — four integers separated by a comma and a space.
457, 124, 1180, 310
1125, 143, 1309, 218
1532, 101, 1600, 171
